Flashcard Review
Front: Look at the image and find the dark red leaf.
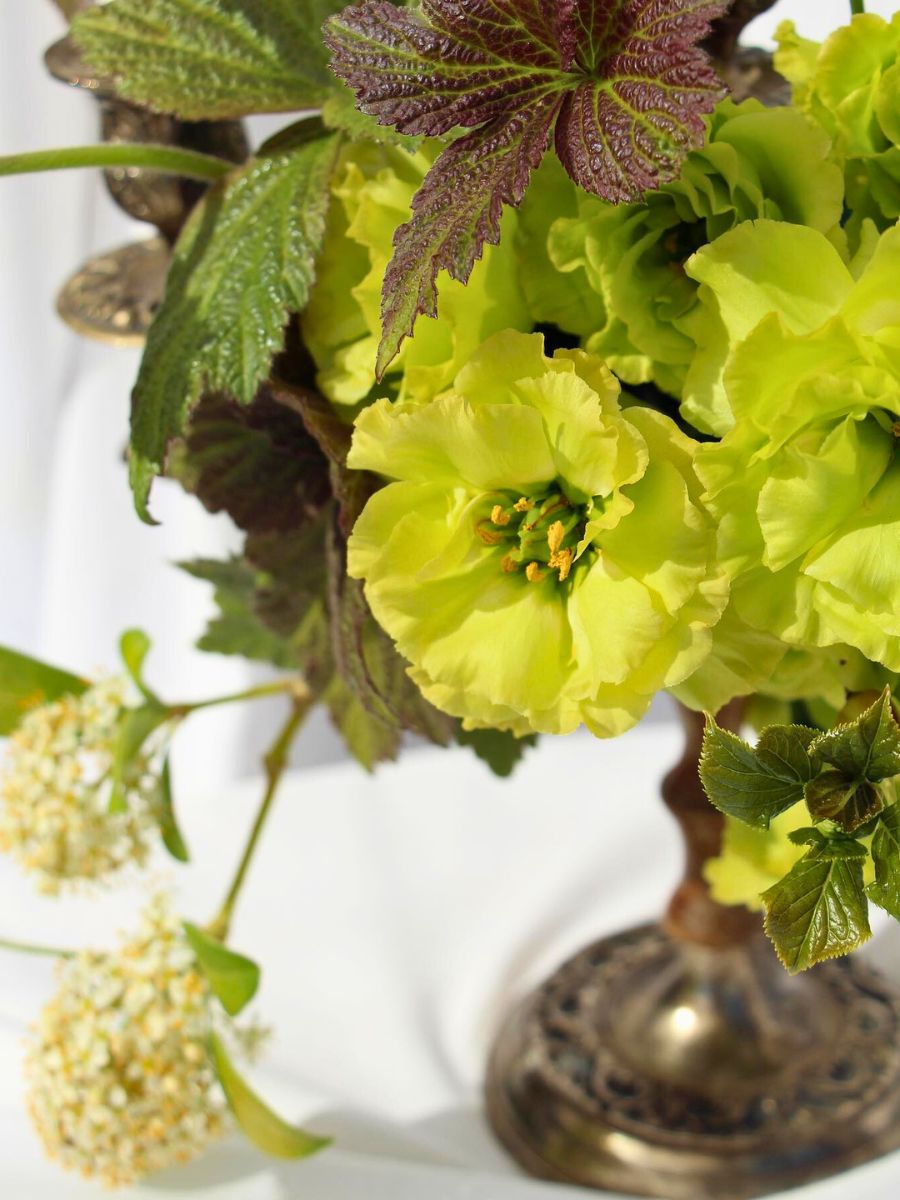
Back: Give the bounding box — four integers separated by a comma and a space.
325, 0, 726, 367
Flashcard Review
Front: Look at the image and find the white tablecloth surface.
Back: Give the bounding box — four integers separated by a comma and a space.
3, 724, 900, 1198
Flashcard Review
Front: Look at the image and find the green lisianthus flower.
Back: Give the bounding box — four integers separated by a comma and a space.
346, 331, 728, 738
690, 219, 900, 674
301, 140, 530, 407
545, 98, 843, 400
776, 13, 900, 232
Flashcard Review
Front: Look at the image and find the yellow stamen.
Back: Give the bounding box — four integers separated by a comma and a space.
501, 554, 518, 574
476, 522, 503, 546
514, 497, 531, 513
547, 520, 565, 556
549, 547, 574, 582
491, 504, 511, 526
525, 562, 547, 584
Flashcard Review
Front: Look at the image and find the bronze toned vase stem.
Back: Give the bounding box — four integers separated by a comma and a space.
485, 704, 900, 1199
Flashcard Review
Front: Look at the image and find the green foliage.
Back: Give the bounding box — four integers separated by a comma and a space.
867, 806, 900, 920
73, 0, 343, 120
703, 689, 900, 970
700, 722, 816, 829
456, 728, 537, 778
762, 833, 872, 973
156, 760, 190, 863
109, 701, 170, 814
210, 1032, 331, 1158
0, 646, 88, 735
128, 122, 340, 520
180, 558, 314, 670
321, 83, 422, 152
183, 923, 260, 1015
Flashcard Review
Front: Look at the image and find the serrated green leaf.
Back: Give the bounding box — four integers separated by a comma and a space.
180, 559, 303, 669
324, 673, 400, 772
157, 759, 190, 863
0, 646, 88, 735
321, 82, 424, 152
805, 771, 886, 833
456, 727, 537, 778
128, 123, 341, 521
762, 850, 871, 973
109, 701, 169, 813
699, 719, 814, 829
867, 805, 900, 922
183, 923, 260, 1015
210, 1032, 331, 1158
172, 389, 332, 536
73, 0, 342, 120
812, 688, 900, 783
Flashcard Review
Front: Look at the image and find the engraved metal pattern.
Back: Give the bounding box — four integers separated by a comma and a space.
486, 924, 900, 1199
56, 239, 170, 346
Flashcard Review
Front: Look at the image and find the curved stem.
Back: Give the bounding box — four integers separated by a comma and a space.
206, 688, 313, 942
168, 677, 301, 719
0, 144, 234, 182
0, 936, 75, 960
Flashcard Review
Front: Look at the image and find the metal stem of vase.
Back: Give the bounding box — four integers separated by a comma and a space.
484, 701, 900, 1199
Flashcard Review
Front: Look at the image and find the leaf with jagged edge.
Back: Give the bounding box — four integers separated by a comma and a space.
321, 81, 423, 152
811, 688, 900, 783
325, 0, 726, 369
867, 805, 900, 923
73, 0, 344, 119
762, 835, 871, 973
128, 122, 340, 522
172, 390, 332, 537
456, 727, 538, 778
699, 719, 815, 829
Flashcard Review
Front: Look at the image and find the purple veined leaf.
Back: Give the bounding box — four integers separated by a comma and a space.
325, 0, 727, 369
377, 93, 563, 377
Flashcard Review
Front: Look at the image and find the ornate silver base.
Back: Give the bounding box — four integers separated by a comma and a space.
486, 923, 900, 1199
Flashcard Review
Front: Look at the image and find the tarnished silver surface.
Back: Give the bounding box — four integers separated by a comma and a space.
486, 924, 900, 1199
56, 238, 170, 346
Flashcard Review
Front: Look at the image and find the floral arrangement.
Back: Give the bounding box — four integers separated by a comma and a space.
2, 0, 900, 1186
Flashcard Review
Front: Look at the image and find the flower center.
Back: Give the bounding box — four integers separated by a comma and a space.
476, 490, 588, 583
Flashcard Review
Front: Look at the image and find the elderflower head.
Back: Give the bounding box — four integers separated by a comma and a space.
347, 330, 728, 738
0, 677, 159, 892
25, 896, 225, 1187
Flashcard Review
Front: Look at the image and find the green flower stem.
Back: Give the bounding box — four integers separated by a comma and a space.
850, 0, 865, 13
169, 677, 302, 718
207, 687, 314, 942
0, 937, 75, 960
0, 144, 234, 183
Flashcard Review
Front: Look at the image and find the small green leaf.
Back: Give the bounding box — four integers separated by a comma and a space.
867, 805, 900, 922
456, 727, 537, 778
109, 701, 169, 814
73, 0, 343, 120
0, 646, 88, 735
699, 719, 814, 829
762, 842, 872, 973
812, 688, 900, 782
805, 771, 886, 833
183, 923, 260, 1016
210, 1032, 331, 1158
157, 760, 189, 863
118, 628, 157, 700
128, 123, 341, 520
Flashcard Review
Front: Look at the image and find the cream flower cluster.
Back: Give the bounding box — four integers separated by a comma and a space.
0, 678, 159, 892
25, 896, 225, 1187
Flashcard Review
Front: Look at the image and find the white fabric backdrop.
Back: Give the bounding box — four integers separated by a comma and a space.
3, 727, 900, 1198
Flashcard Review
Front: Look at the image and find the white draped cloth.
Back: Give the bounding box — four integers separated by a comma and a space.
2, 727, 900, 1198
2, 2, 900, 1198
